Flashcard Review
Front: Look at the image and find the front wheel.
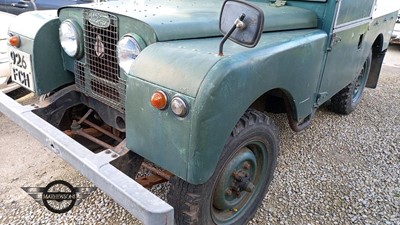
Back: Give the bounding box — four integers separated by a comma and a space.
328, 51, 372, 115
167, 109, 279, 225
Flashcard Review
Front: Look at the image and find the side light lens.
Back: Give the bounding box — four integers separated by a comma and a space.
117, 35, 141, 74
171, 97, 188, 117
59, 20, 80, 58
150, 90, 168, 110
8, 36, 20, 47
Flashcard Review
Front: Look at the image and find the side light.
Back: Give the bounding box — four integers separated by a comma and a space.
150, 90, 168, 110
171, 97, 188, 117
8, 36, 20, 47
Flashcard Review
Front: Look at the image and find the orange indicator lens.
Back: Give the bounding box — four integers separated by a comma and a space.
8, 36, 20, 47
150, 90, 168, 110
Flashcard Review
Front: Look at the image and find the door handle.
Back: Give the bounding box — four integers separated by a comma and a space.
11, 2, 29, 8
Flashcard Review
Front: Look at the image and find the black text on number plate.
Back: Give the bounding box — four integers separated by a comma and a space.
9, 49, 34, 91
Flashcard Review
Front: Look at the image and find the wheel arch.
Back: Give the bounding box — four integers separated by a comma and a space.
250, 88, 303, 132
250, 88, 295, 114
187, 63, 299, 185
187, 84, 284, 185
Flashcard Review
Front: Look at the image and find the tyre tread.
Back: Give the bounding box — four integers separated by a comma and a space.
328, 51, 372, 115
329, 83, 353, 114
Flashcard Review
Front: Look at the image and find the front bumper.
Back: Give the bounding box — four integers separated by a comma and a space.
0, 91, 174, 224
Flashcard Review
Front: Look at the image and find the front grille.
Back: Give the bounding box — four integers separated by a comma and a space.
75, 10, 125, 112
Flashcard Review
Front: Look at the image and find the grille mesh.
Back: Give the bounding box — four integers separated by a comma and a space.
75, 10, 125, 112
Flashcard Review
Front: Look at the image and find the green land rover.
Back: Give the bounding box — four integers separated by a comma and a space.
0, 0, 397, 224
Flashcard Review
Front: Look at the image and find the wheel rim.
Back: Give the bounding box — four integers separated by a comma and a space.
352, 60, 368, 103
211, 141, 268, 224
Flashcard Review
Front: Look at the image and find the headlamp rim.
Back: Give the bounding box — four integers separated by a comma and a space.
59, 19, 83, 59
117, 34, 144, 74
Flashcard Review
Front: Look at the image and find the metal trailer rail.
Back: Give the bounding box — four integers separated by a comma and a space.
0, 91, 174, 224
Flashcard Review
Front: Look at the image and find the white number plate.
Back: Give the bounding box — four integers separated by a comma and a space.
9, 48, 34, 91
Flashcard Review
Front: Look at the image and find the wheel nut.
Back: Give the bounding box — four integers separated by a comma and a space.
243, 161, 251, 169
225, 189, 233, 196
245, 182, 255, 193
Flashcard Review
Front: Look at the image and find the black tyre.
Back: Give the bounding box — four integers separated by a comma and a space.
329, 52, 372, 115
167, 109, 279, 225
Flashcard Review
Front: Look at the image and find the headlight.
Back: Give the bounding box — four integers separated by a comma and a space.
117, 35, 142, 74
59, 20, 81, 58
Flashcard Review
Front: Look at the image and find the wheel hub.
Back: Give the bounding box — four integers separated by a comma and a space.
213, 147, 257, 211
231, 170, 255, 194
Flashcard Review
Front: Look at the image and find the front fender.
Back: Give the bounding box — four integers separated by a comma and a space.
126, 29, 327, 184
9, 10, 73, 94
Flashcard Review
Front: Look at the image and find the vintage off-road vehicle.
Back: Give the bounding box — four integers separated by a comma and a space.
0, 0, 397, 224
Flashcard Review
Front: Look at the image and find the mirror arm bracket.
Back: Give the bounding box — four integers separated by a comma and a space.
218, 13, 246, 56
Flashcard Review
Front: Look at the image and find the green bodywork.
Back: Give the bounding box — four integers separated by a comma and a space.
9, 11, 74, 94
335, 0, 376, 26
127, 30, 326, 183
8, 0, 397, 184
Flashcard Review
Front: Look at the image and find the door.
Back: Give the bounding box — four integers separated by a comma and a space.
318, 0, 376, 102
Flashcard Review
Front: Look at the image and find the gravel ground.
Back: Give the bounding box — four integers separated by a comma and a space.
257, 68, 400, 225
0, 46, 399, 224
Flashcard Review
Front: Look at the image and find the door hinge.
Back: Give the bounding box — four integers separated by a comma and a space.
328, 33, 341, 51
